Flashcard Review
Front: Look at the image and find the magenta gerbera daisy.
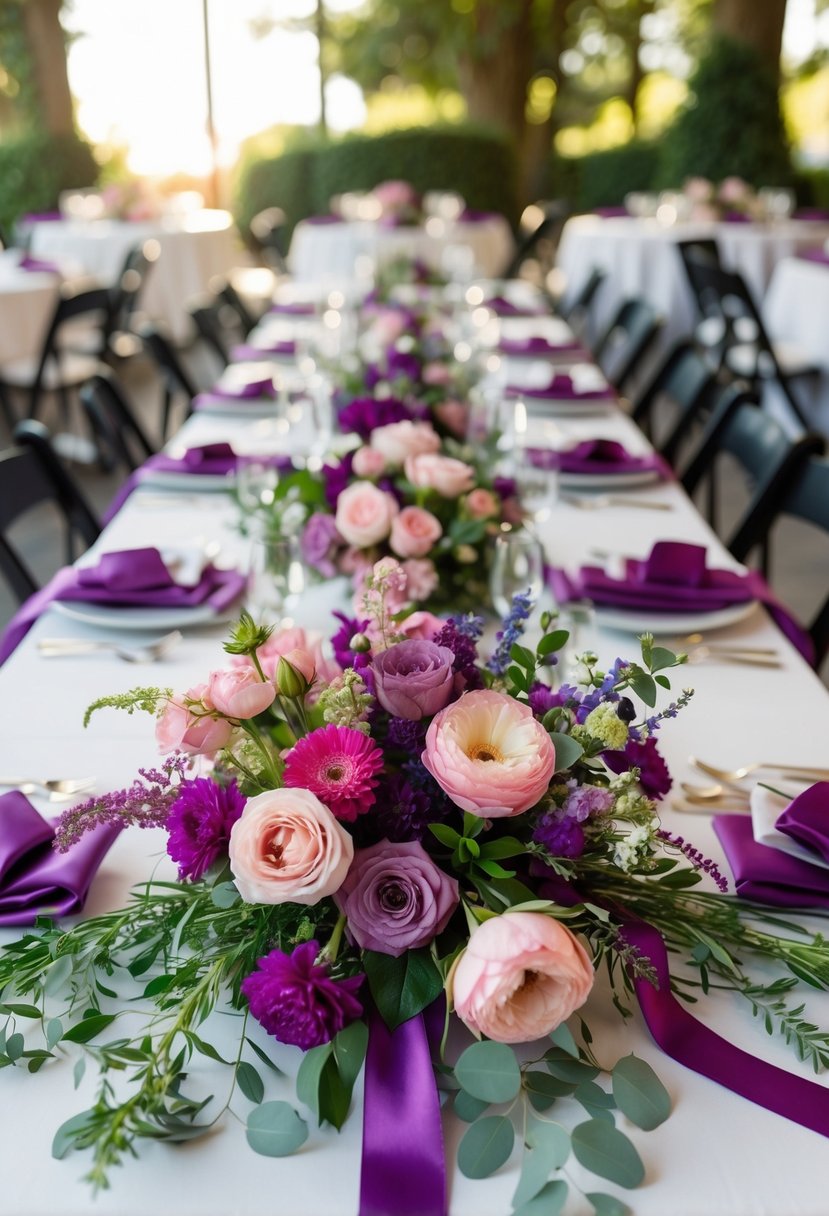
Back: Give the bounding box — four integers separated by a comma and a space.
283, 724, 384, 822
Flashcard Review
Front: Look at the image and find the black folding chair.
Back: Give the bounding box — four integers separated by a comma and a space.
250, 207, 289, 274
189, 298, 232, 367
501, 201, 569, 281
215, 277, 259, 335
592, 297, 661, 394
558, 266, 605, 336
630, 340, 723, 466
105, 239, 160, 359
1, 420, 100, 602
79, 369, 155, 473
681, 387, 825, 577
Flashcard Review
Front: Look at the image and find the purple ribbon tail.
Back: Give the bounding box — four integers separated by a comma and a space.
360, 1005, 447, 1216
624, 920, 829, 1137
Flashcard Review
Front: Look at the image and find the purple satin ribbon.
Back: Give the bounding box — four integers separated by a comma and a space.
0, 791, 121, 926
360, 1003, 446, 1216
529, 440, 672, 479
714, 812, 829, 909
799, 247, 829, 266
623, 919, 829, 1138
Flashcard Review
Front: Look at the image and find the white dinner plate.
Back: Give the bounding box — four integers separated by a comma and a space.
137, 469, 237, 492
593, 599, 758, 636
195, 397, 280, 418
524, 396, 617, 417
50, 600, 232, 631
558, 469, 662, 490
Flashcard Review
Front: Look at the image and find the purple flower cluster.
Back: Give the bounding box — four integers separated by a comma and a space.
657, 830, 728, 892
301, 512, 341, 577
533, 815, 585, 858
432, 615, 483, 689
562, 783, 614, 821
386, 715, 427, 753
337, 395, 413, 441
53, 755, 189, 852
166, 777, 245, 881
487, 591, 533, 676
242, 940, 364, 1049
331, 610, 370, 669
604, 737, 673, 799
370, 773, 440, 842
322, 452, 355, 509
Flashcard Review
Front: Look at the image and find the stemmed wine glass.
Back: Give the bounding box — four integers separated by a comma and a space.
489, 529, 545, 619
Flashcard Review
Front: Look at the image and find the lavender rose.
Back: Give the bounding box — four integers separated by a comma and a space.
372, 639, 455, 720
301, 512, 341, 577
337, 840, 459, 956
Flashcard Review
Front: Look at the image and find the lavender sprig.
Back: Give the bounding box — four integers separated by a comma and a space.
487, 590, 533, 676
53, 755, 189, 852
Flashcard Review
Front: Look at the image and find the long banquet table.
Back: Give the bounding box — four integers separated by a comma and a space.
2, 321, 829, 1215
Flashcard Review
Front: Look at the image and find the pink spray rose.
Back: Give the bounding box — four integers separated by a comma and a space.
390, 506, 443, 559
433, 399, 469, 438
400, 559, 439, 603
352, 446, 388, 478
370, 420, 441, 467
450, 912, 594, 1043
465, 488, 499, 519
233, 626, 340, 695
404, 452, 476, 498
422, 689, 556, 817
335, 481, 399, 548
207, 668, 276, 719
229, 787, 353, 905
156, 684, 234, 757
395, 609, 444, 640
422, 362, 453, 386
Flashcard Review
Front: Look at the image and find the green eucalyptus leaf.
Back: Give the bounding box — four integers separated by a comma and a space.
246, 1101, 308, 1157
628, 670, 657, 709
296, 1043, 333, 1119
52, 1110, 94, 1160
548, 732, 584, 772
611, 1055, 671, 1131
211, 881, 240, 909
510, 643, 536, 671
544, 1051, 599, 1083
457, 1115, 515, 1180
237, 1061, 265, 1105
512, 1122, 570, 1207
514, 1179, 569, 1216
5, 1033, 24, 1061
454, 1090, 490, 1122
571, 1120, 645, 1189
455, 1041, 521, 1103
524, 1069, 576, 1110
43, 955, 74, 996
548, 1022, 579, 1058
73, 1057, 86, 1089
333, 1020, 369, 1091
363, 948, 443, 1031
0, 1002, 41, 1018
62, 1014, 116, 1045
586, 1192, 631, 1216
45, 1018, 63, 1049
538, 629, 569, 657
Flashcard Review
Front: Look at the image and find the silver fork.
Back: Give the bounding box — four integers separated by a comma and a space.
559, 492, 673, 512
0, 777, 96, 800
684, 646, 782, 668
37, 630, 182, 663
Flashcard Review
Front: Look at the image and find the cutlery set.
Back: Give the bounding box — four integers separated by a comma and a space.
671, 757, 829, 814
37, 630, 182, 663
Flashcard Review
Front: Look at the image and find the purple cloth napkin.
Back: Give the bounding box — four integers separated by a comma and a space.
795, 209, 829, 221
268, 301, 316, 316
0, 791, 121, 926
529, 439, 671, 478
507, 372, 612, 400
776, 782, 829, 864
0, 547, 246, 664
486, 296, 546, 318
193, 377, 276, 411
499, 337, 586, 358
231, 340, 296, 362
19, 254, 62, 274
304, 214, 345, 226
593, 206, 627, 218
722, 211, 751, 224
713, 814, 829, 909
459, 208, 497, 223
799, 247, 829, 266
548, 540, 814, 662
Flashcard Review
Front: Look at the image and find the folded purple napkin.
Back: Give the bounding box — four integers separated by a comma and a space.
304, 214, 345, 226
459, 209, 497, 223
548, 540, 814, 662
231, 340, 296, 362
713, 814, 829, 910
799, 247, 829, 266
0, 791, 121, 926
593, 206, 627, 218
776, 782, 829, 864
499, 337, 585, 358
0, 547, 245, 664
485, 296, 546, 318
529, 439, 671, 478
507, 372, 612, 400
268, 301, 316, 316
19, 254, 61, 274
794, 209, 829, 222
193, 377, 276, 411
722, 211, 751, 224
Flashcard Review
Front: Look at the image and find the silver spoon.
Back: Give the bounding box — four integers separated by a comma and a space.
559, 492, 673, 512
37, 630, 183, 664
0, 777, 96, 799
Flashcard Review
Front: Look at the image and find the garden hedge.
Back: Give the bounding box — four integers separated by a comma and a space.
0, 132, 99, 235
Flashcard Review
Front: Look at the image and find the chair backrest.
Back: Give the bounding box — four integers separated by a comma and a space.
593, 297, 661, 392
250, 207, 288, 272
676, 237, 722, 292
1, 421, 100, 601
559, 266, 605, 329
189, 299, 231, 366
774, 457, 829, 663
630, 340, 722, 464
108, 238, 160, 338
501, 202, 568, 280
28, 285, 111, 419
216, 278, 258, 335
140, 325, 198, 439
79, 369, 155, 472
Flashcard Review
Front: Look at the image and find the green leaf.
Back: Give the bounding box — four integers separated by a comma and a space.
548, 732, 584, 772
628, 670, 657, 709
457, 1115, 515, 1180
548, 1023, 579, 1058
43, 955, 74, 996
237, 1061, 265, 1105
510, 643, 536, 671
524, 1069, 576, 1110
586, 1193, 631, 1216
611, 1055, 671, 1131
0, 1002, 41, 1019
649, 646, 678, 672
5, 1033, 24, 1061
143, 974, 174, 997
333, 1020, 369, 1091
571, 1120, 645, 1189
480, 837, 525, 860
61, 1014, 116, 1045
514, 1179, 569, 1215
544, 1051, 599, 1083
211, 881, 240, 909
317, 1053, 352, 1130
45, 1018, 63, 1049
429, 823, 461, 849
246, 1101, 308, 1157
245, 1036, 284, 1075
363, 948, 443, 1031
73, 1057, 86, 1089
455, 1041, 521, 1104
296, 1043, 333, 1119
538, 629, 569, 657
52, 1110, 94, 1160
186, 1033, 233, 1065
454, 1090, 489, 1122
477, 858, 516, 879
507, 665, 529, 692
512, 1122, 570, 1207
654, 674, 671, 689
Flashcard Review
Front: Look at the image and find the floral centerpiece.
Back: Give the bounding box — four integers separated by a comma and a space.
682, 176, 764, 221
368, 179, 423, 227
3, 585, 829, 1213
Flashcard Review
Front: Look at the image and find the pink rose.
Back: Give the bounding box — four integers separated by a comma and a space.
207, 668, 276, 719
400, 559, 439, 602
422, 362, 452, 386
465, 488, 498, 519
229, 787, 353, 905
684, 176, 713, 203
370, 420, 440, 468
234, 626, 340, 694
156, 684, 234, 757
335, 481, 399, 548
390, 506, 443, 559
276, 647, 317, 692
450, 912, 594, 1043
405, 452, 476, 498
352, 446, 387, 478
434, 399, 469, 438
422, 689, 556, 817
719, 175, 749, 204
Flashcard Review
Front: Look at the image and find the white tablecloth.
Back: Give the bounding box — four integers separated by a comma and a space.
2, 373, 829, 1214
557, 215, 829, 352
0, 250, 62, 364
28, 212, 240, 343
764, 255, 829, 432
289, 215, 514, 284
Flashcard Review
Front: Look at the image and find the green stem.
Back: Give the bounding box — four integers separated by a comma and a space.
321, 914, 347, 963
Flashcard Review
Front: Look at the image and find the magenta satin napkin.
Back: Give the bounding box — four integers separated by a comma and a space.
713, 813, 829, 910
528, 439, 670, 477
0, 791, 121, 926
18, 254, 62, 274
498, 336, 587, 358
485, 296, 546, 318
231, 340, 296, 361
194, 377, 276, 410
776, 782, 829, 864
507, 373, 613, 400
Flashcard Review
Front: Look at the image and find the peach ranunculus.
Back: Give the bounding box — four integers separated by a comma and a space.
465, 487, 499, 519
404, 452, 476, 498
207, 668, 276, 719
352, 446, 388, 478
450, 912, 594, 1043
155, 683, 234, 757
335, 481, 399, 548
370, 420, 441, 468
422, 689, 556, 817
400, 559, 439, 603
229, 787, 353, 905
390, 506, 443, 559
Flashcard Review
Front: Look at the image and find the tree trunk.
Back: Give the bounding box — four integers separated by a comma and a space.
457, 0, 534, 147
713, 0, 788, 75
20, 0, 74, 135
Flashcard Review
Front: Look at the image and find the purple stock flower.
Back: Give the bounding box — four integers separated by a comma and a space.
301, 512, 342, 577
604, 736, 673, 799
166, 777, 245, 881
386, 349, 422, 383
372, 639, 456, 720
336, 840, 459, 956
562, 782, 614, 822
53, 755, 189, 852
533, 814, 586, 859
337, 395, 413, 441
431, 616, 483, 690
241, 941, 364, 1049
322, 452, 355, 509
386, 715, 427, 752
